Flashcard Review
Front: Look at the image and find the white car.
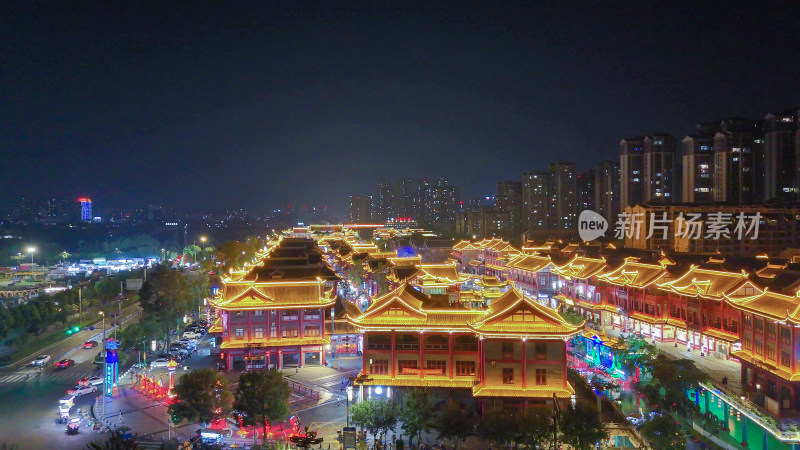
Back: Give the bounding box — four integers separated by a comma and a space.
30, 355, 51, 366
67, 385, 97, 396
59, 395, 77, 409
150, 358, 172, 368
177, 338, 198, 348
182, 331, 201, 339
79, 376, 104, 387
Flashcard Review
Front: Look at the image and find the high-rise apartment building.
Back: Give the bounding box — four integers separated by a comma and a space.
643, 134, 677, 202
495, 180, 523, 239
577, 169, 595, 212
348, 195, 372, 223
594, 161, 620, 223
395, 178, 416, 219
431, 179, 460, 225
522, 171, 549, 231
79, 197, 92, 222
548, 161, 577, 230
713, 118, 764, 205
682, 132, 715, 203
620, 137, 645, 210
764, 110, 798, 200
375, 180, 393, 222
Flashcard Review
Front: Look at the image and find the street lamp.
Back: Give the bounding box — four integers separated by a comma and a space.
26, 247, 36, 264
200, 236, 207, 261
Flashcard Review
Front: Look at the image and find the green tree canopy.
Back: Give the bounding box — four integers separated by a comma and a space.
349, 399, 399, 444
434, 398, 475, 449
514, 407, 554, 449
400, 389, 435, 446
477, 406, 514, 447
560, 400, 608, 450
615, 333, 659, 380
168, 368, 233, 427
233, 368, 291, 446
640, 414, 686, 450
648, 355, 709, 415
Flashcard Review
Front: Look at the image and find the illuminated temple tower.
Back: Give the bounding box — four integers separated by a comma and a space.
345, 282, 583, 410
209, 238, 340, 371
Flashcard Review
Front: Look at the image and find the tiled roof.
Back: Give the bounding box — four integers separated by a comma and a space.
347, 283, 583, 337
211, 281, 337, 310
552, 256, 607, 280
361, 376, 478, 388
506, 254, 553, 272
726, 290, 800, 324
599, 257, 668, 288
658, 265, 760, 300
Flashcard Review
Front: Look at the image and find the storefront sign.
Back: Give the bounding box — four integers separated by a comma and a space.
400, 367, 443, 375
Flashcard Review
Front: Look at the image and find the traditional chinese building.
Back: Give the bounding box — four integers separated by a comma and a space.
728, 290, 800, 417
657, 262, 760, 357
209, 238, 340, 370
345, 282, 584, 410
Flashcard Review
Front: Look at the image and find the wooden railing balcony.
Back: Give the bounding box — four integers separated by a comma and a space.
453, 343, 478, 351
395, 343, 420, 350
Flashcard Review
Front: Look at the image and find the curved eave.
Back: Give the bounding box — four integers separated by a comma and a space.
213, 299, 336, 311
468, 325, 584, 339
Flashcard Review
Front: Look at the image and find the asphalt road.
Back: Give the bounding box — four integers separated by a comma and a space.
0, 305, 142, 449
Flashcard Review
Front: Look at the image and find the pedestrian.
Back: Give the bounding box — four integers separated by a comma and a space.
119, 411, 123, 422
337, 395, 341, 406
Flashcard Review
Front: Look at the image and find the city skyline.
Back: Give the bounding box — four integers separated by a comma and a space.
3, 3, 799, 216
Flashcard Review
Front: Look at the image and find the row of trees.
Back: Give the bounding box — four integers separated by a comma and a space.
612, 334, 709, 449
0, 275, 125, 341
168, 368, 290, 447
349, 390, 607, 450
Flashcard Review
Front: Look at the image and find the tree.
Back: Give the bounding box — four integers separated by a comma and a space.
400, 389, 436, 446
615, 333, 659, 381
86, 428, 140, 449
560, 400, 607, 450
138, 266, 194, 347
95, 277, 122, 303
168, 368, 233, 428
233, 368, 291, 446
477, 406, 514, 447
434, 398, 475, 449
640, 414, 685, 450
349, 399, 399, 445
649, 355, 709, 415
514, 407, 555, 449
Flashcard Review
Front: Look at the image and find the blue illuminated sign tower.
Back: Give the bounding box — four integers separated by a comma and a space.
104, 339, 120, 397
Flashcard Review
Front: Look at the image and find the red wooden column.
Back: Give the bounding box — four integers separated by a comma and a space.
521, 339, 527, 389
278, 349, 283, 369
391, 331, 396, 377
562, 340, 568, 389
480, 337, 485, 387
449, 333, 454, 379
419, 332, 425, 379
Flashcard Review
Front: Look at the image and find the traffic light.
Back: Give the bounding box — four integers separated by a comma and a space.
73, 326, 80, 333
66, 329, 73, 335
172, 413, 179, 424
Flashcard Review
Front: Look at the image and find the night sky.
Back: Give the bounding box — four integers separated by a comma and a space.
3, 2, 799, 216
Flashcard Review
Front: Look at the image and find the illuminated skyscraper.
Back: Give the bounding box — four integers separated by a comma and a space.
78, 197, 92, 222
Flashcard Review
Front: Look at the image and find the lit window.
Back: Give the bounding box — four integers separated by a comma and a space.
535, 369, 547, 385
502, 368, 514, 384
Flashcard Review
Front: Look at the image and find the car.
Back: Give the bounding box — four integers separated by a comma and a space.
59, 395, 76, 410
79, 376, 103, 387
82, 340, 98, 349
55, 359, 75, 369
67, 385, 97, 396
182, 331, 201, 339
150, 358, 172, 368
31, 355, 51, 366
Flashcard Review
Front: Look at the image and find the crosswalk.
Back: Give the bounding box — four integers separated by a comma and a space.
0, 370, 97, 384
308, 369, 361, 392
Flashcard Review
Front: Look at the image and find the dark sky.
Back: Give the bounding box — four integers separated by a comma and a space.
3, 2, 799, 216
